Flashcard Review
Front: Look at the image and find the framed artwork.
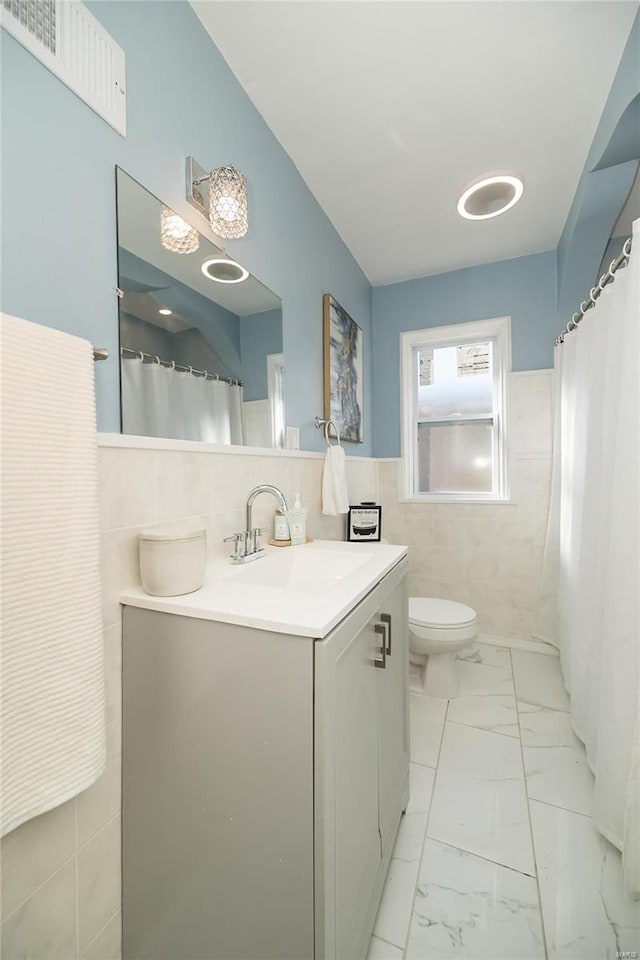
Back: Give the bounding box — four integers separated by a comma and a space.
323, 294, 364, 444
347, 504, 382, 542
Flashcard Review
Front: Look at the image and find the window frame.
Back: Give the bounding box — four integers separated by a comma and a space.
400, 316, 512, 503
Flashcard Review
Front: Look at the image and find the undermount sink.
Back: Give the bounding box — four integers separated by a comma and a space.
228, 544, 374, 594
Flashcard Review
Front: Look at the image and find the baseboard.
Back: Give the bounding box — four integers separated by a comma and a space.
479, 633, 558, 656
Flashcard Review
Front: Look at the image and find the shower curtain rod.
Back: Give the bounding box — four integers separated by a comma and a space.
556, 235, 632, 345
120, 347, 243, 386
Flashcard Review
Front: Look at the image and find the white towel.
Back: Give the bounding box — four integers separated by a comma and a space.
322, 443, 350, 516
1, 314, 105, 837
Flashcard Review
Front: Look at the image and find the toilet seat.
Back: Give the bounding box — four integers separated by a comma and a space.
409, 598, 477, 647
409, 597, 476, 628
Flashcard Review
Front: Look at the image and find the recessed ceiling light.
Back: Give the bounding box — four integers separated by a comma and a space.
200, 258, 249, 284
457, 174, 524, 221
158, 308, 172, 316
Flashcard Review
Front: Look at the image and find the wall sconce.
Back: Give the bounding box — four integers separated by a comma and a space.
160, 207, 200, 254
185, 157, 249, 240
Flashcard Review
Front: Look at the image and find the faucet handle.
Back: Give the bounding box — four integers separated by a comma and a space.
252, 527, 266, 552
224, 532, 245, 559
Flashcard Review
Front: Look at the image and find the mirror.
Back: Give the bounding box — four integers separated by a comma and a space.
116, 168, 285, 448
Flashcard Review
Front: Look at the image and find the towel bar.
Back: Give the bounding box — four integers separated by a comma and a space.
314, 415, 341, 445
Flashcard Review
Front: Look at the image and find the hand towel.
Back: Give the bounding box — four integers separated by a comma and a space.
322, 443, 349, 516
1, 313, 105, 837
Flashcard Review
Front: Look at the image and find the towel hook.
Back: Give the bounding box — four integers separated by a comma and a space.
314, 415, 341, 446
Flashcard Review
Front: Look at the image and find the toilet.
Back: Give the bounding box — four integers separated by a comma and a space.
409, 597, 478, 699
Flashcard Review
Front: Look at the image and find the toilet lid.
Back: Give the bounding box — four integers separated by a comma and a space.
409, 597, 477, 629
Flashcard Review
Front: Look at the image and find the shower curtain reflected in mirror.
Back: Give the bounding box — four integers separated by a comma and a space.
121, 357, 244, 445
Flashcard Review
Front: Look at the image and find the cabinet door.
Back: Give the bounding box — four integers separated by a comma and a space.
377, 576, 410, 856
334, 617, 382, 959
315, 605, 384, 960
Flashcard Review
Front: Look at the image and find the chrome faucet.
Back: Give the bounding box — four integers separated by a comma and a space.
224, 484, 288, 564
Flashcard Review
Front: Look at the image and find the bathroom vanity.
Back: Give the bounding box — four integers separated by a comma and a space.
120, 541, 408, 960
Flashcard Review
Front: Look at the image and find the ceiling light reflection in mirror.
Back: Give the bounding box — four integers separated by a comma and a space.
116, 168, 285, 450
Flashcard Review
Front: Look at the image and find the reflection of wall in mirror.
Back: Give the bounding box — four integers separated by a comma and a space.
240, 310, 283, 401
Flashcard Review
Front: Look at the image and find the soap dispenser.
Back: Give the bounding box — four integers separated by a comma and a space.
286, 492, 307, 546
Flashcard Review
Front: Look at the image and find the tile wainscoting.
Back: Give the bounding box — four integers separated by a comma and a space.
0, 369, 549, 959
377, 370, 553, 642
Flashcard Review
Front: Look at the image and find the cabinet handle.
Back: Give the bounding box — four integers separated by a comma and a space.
380, 613, 392, 655
373, 623, 387, 669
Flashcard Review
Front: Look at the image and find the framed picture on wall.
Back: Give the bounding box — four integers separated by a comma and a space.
347, 504, 382, 542
323, 294, 364, 443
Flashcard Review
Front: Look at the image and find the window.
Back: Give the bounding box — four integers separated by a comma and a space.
401, 317, 511, 501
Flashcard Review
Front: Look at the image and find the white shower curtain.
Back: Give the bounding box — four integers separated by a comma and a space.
535, 219, 639, 896
121, 357, 244, 445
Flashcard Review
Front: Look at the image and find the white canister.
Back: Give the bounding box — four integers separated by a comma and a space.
139, 526, 207, 597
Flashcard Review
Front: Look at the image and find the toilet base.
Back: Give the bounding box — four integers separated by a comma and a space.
415, 650, 461, 699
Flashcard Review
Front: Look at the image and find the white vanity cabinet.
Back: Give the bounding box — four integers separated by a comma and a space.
314, 557, 409, 960
122, 551, 408, 960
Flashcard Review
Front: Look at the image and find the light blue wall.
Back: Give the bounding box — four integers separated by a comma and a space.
2, 3, 636, 459
240, 310, 283, 402
557, 10, 640, 317
372, 251, 557, 457
0, 1, 372, 453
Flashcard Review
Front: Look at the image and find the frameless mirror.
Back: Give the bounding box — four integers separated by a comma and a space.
116, 168, 285, 448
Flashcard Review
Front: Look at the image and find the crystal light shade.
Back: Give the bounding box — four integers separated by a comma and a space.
160, 207, 200, 254
209, 166, 248, 239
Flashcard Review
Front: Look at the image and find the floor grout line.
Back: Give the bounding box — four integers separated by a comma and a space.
419, 835, 537, 879
528, 795, 596, 820
402, 699, 450, 960
512, 646, 550, 960
446, 717, 521, 740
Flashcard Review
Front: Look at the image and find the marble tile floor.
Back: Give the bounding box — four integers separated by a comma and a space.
369, 643, 640, 960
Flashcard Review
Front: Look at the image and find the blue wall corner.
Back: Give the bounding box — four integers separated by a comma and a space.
557, 10, 640, 315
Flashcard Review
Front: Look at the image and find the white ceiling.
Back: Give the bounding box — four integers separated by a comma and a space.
192, 1, 638, 285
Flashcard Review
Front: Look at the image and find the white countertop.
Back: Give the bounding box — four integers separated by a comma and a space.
120, 539, 407, 638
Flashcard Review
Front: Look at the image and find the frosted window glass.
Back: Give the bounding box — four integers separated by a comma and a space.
417, 343, 493, 420
417, 422, 493, 494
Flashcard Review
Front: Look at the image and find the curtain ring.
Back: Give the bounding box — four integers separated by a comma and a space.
623, 236, 632, 257
608, 259, 618, 278
589, 287, 599, 306
580, 300, 589, 314
153, 355, 160, 365
598, 273, 608, 292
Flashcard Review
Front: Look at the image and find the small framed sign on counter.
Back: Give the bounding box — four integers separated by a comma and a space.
347, 504, 382, 542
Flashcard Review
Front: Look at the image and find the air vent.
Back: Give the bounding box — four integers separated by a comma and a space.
1, 0, 126, 136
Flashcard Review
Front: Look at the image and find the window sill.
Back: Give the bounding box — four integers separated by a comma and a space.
399, 496, 516, 505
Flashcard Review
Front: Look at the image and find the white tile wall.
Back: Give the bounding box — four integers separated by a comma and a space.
0, 444, 378, 960
378, 370, 553, 642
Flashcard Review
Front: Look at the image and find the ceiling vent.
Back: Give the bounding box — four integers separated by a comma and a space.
1, 0, 126, 136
